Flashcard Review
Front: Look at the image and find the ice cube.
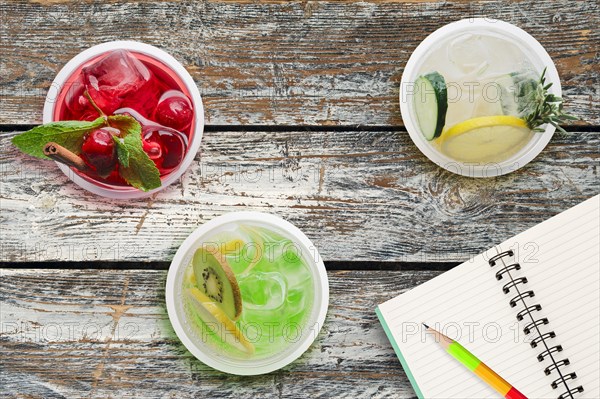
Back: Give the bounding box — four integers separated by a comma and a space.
284, 288, 307, 318
120, 77, 165, 118
448, 34, 491, 76
274, 246, 311, 289
65, 74, 89, 112
63, 74, 99, 121
82, 50, 154, 115
238, 272, 287, 311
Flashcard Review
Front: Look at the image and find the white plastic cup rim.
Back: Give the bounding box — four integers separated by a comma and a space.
400, 18, 562, 178
42, 40, 205, 198
165, 212, 330, 375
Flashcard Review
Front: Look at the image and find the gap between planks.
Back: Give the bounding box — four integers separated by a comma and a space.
0, 261, 460, 271
0, 125, 598, 133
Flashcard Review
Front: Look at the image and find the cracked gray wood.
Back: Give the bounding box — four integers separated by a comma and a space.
1, 129, 598, 263
0, 268, 440, 398
0, 0, 598, 126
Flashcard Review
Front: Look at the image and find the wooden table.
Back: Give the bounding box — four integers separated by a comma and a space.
1, 1, 598, 397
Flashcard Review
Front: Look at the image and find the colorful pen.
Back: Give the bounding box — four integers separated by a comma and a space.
423, 323, 528, 399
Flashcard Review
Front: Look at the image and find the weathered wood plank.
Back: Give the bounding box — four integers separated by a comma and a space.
0, 268, 439, 398
0, 0, 598, 126
1, 128, 598, 263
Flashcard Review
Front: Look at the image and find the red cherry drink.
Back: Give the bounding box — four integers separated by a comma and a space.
54, 49, 195, 186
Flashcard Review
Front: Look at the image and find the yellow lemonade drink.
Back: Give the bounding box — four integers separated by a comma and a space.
414, 32, 540, 163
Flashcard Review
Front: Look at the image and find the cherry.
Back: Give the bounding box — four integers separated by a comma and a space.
154, 90, 193, 131
64, 76, 99, 121
81, 127, 118, 176
68, 92, 90, 113
102, 166, 128, 186
143, 140, 162, 160
113, 107, 188, 176
144, 129, 188, 174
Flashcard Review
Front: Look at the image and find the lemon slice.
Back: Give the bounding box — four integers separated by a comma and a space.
183, 266, 197, 287
186, 287, 255, 354
222, 239, 244, 254
440, 116, 532, 163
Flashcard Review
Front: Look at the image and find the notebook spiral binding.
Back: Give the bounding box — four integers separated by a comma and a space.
489, 250, 585, 399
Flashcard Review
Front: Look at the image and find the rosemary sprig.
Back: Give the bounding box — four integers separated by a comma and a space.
523, 67, 578, 133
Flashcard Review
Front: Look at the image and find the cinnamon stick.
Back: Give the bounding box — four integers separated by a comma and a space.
43, 142, 90, 172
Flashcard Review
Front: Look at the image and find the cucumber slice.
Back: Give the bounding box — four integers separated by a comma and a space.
496, 74, 519, 115
414, 72, 447, 141
516, 78, 538, 114
498, 72, 538, 116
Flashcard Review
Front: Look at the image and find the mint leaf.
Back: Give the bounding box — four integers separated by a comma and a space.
12, 113, 161, 192
108, 115, 161, 192
113, 136, 130, 168
12, 117, 106, 159
117, 141, 161, 192
108, 114, 141, 137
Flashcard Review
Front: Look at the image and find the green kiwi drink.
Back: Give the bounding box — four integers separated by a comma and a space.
182, 222, 315, 358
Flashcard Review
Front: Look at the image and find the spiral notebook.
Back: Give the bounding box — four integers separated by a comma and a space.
376, 195, 600, 399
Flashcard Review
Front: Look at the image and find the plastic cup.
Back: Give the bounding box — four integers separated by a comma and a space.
400, 18, 561, 177
42, 40, 204, 198
165, 212, 329, 375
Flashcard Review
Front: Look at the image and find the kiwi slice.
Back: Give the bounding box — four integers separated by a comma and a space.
192, 247, 242, 321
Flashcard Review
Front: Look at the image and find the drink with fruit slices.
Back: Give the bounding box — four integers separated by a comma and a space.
414, 32, 540, 164
53, 49, 195, 186
10, 42, 204, 197
166, 212, 328, 375
406, 21, 574, 172
181, 223, 315, 358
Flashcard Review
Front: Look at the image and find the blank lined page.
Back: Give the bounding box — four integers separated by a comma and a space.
377, 195, 600, 399
496, 195, 600, 398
